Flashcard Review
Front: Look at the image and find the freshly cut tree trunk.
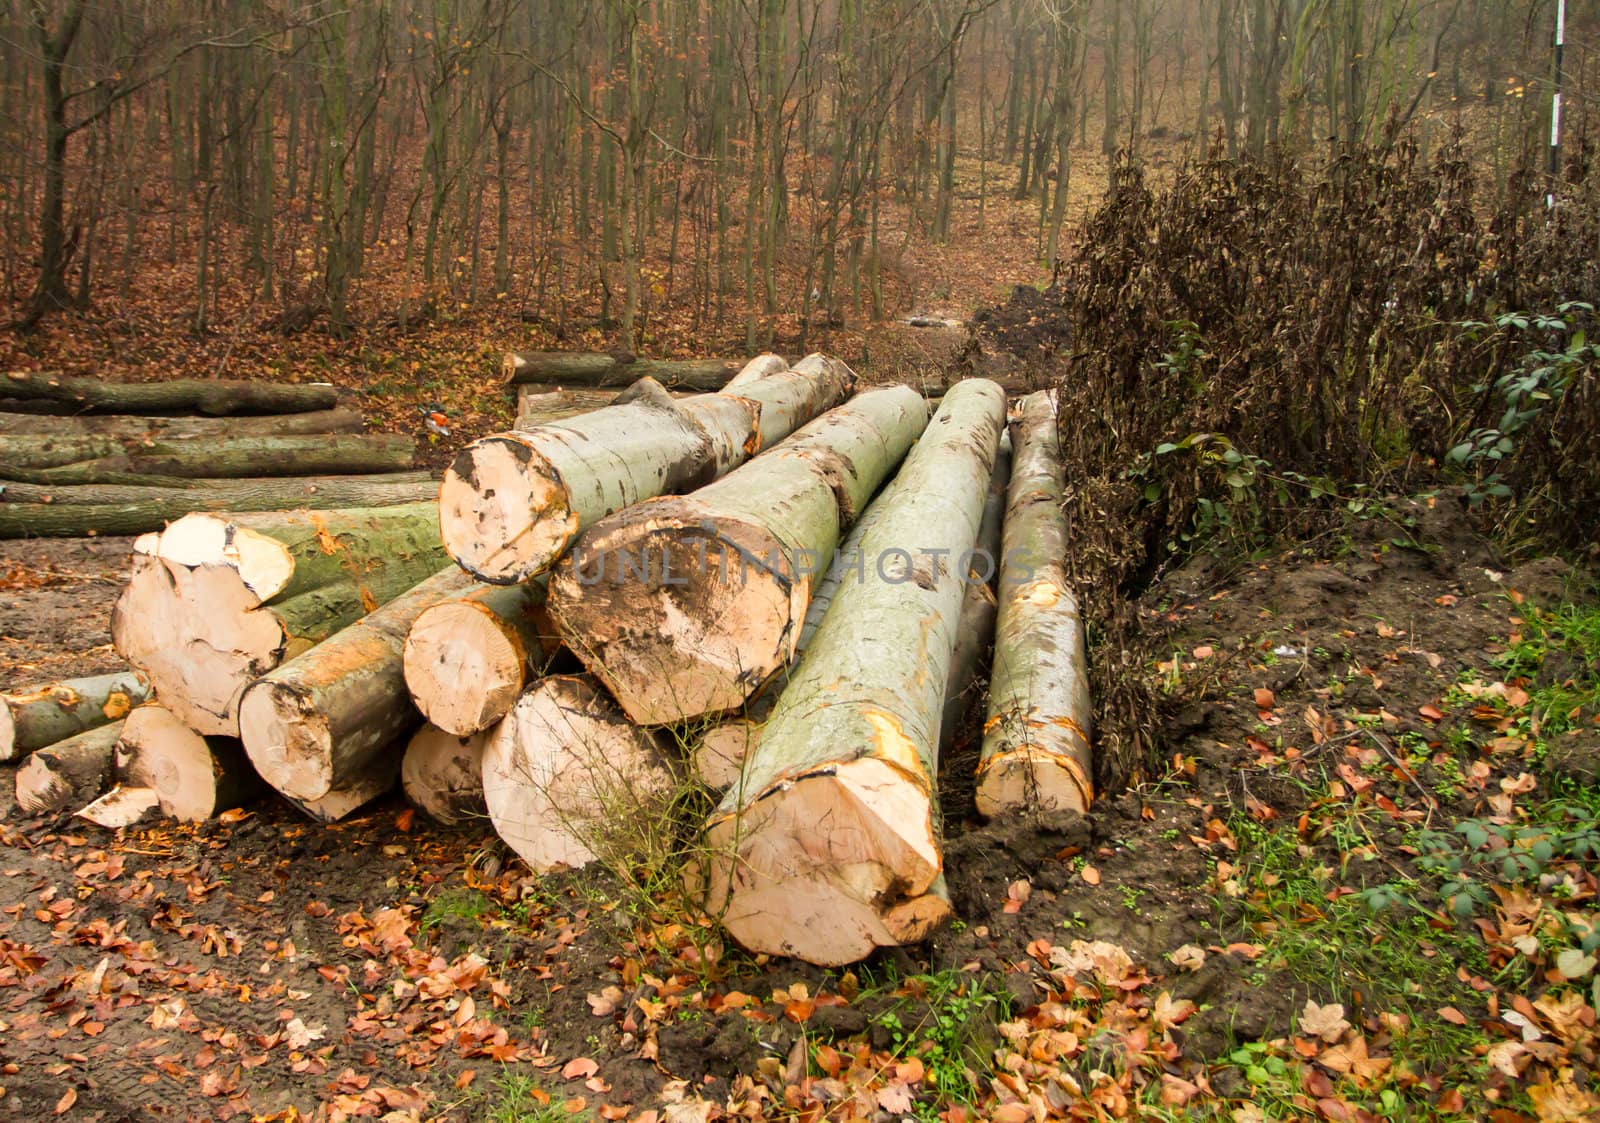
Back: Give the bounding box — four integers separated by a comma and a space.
0, 408, 365, 438
0, 433, 414, 482
502, 352, 745, 390
238, 567, 473, 808
116, 704, 263, 822
112, 503, 446, 735
940, 432, 1011, 747
695, 379, 1006, 966
550, 386, 928, 725
481, 675, 673, 872
515, 387, 616, 428
285, 759, 399, 823
15, 722, 123, 814
77, 785, 160, 828
0, 670, 151, 761
443, 356, 838, 585
0, 473, 438, 539
725, 353, 855, 447
977, 391, 1092, 816
2, 370, 338, 415
401, 724, 490, 825
403, 581, 551, 736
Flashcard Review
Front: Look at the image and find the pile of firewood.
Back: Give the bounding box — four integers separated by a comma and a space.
0, 370, 433, 538
0, 353, 1092, 967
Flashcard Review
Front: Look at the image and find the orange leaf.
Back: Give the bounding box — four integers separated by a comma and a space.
1254, 688, 1276, 710
1080, 865, 1101, 886
395, 808, 415, 832
784, 999, 815, 1023
561, 1057, 599, 1081
600, 1106, 630, 1121
1419, 704, 1444, 722
455, 1070, 477, 1089
1437, 1006, 1468, 1026
55, 1088, 77, 1114
562, 1097, 587, 1114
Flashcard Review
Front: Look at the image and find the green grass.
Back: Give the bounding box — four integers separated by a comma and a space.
486, 1073, 575, 1123
420, 887, 495, 932
1494, 599, 1600, 736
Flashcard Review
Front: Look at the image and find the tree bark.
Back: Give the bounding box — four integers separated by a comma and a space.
0, 433, 414, 482
1, 370, 338, 415
0, 473, 438, 538
0, 408, 365, 438
550, 385, 929, 725
941, 431, 1010, 749
1, 670, 151, 761
238, 567, 473, 808
112, 503, 447, 735
516, 387, 618, 429
403, 579, 553, 736
724, 353, 855, 448
400, 723, 489, 825
694, 379, 1006, 966
116, 703, 264, 822
481, 675, 674, 873
503, 351, 746, 390
976, 390, 1092, 816
15, 721, 123, 815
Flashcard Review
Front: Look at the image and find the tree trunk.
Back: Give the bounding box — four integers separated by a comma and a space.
15, 722, 123, 814
76, 784, 160, 829
694, 379, 1006, 966
550, 385, 929, 725
516, 387, 617, 428
112, 503, 447, 735
1, 670, 151, 761
0, 408, 365, 438
401, 723, 489, 826
116, 703, 264, 822
481, 675, 673, 873
0, 433, 414, 482
503, 351, 744, 390
0, 473, 438, 539
976, 390, 1092, 816
724, 353, 855, 448
403, 580, 553, 736
1, 371, 338, 415
238, 567, 473, 809
940, 431, 1010, 750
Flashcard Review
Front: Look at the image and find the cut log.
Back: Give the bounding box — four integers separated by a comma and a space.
401, 724, 490, 825
0, 670, 151, 761
694, 379, 1007, 966
0, 473, 438, 539
515, 387, 618, 428
550, 385, 929, 725
112, 503, 447, 735
443, 357, 838, 585
238, 567, 474, 807
0, 433, 414, 483
2, 370, 338, 415
725, 353, 855, 447
977, 390, 1092, 816
285, 759, 399, 823
940, 431, 1011, 747
77, 785, 160, 828
15, 722, 123, 814
481, 675, 674, 872
116, 704, 263, 822
502, 352, 746, 390
403, 581, 552, 736
0, 408, 365, 438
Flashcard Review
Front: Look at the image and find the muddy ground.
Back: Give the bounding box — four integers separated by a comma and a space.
0, 494, 1594, 1121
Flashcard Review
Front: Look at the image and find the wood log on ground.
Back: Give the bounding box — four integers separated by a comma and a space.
403, 581, 551, 736
115, 704, 264, 822
443, 357, 835, 585
0, 433, 414, 483
112, 503, 447, 735
515, 387, 618, 428
0, 473, 439, 538
15, 722, 123, 814
976, 390, 1092, 816
285, 758, 399, 823
481, 675, 673, 872
502, 352, 744, 390
0, 408, 365, 438
3, 370, 338, 415
724, 353, 854, 447
401, 724, 490, 825
0, 670, 151, 761
940, 432, 1011, 746
550, 386, 929, 725
239, 567, 473, 809
694, 379, 1006, 966
76, 785, 160, 828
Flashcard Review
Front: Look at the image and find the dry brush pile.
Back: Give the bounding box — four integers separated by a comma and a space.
2, 352, 1095, 968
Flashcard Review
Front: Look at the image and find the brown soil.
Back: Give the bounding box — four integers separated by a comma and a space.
0, 488, 1589, 1119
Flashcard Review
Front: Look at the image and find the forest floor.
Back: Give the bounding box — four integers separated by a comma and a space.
1, 488, 1596, 1122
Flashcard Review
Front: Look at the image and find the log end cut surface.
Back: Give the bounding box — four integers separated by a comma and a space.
0, 708, 13, 761
403, 601, 527, 736
440, 437, 578, 583
237, 682, 334, 802
974, 750, 1092, 817
700, 757, 946, 966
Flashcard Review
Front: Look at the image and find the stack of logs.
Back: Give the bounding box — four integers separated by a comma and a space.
0, 370, 432, 538
0, 352, 1091, 968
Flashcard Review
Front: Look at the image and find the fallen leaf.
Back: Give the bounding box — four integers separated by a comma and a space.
1437, 1006, 1468, 1026
1168, 944, 1207, 972
562, 1057, 599, 1081
1080, 865, 1101, 886
54, 1088, 76, 1114
1300, 999, 1351, 1043
1254, 687, 1276, 710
